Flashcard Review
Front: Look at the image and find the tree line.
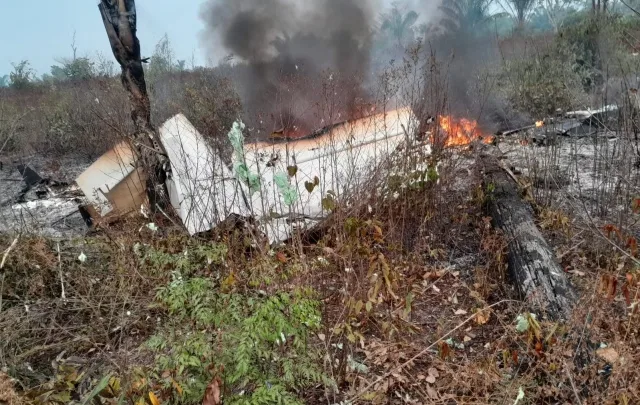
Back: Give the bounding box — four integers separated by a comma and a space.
1, 0, 636, 90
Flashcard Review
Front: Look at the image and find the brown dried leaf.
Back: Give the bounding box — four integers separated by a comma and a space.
202, 377, 222, 405
623, 284, 631, 306
426, 385, 438, 399
475, 309, 491, 325
596, 347, 619, 364
172, 379, 183, 396
439, 342, 450, 360
149, 392, 161, 405
275, 251, 288, 263
608, 278, 618, 300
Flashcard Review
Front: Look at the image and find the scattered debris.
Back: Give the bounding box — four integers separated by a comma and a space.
16, 164, 43, 188
159, 114, 244, 236
0, 163, 85, 237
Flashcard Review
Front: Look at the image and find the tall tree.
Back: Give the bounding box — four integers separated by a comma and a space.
592, 0, 609, 15
440, 0, 499, 35
501, 0, 537, 28
380, 4, 420, 46
98, 0, 169, 209
535, 0, 580, 32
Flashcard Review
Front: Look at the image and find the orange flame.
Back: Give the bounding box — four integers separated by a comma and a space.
535, 120, 544, 128
434, 115, 493, 147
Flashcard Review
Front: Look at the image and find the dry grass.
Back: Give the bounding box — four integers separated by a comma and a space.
0, 372, 27, 405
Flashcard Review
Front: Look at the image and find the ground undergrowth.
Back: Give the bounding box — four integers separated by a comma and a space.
1, 145, 640, 405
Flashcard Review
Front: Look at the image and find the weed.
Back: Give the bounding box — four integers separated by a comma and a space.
147, 282, 331, 404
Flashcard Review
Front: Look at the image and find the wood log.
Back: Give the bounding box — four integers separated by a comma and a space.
98, 0, 170, 209
478, 146, 577, 320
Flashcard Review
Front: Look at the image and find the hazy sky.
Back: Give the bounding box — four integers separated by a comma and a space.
0, 1, 206, 76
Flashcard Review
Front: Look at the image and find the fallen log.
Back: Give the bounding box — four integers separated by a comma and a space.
478, 146, 577, 320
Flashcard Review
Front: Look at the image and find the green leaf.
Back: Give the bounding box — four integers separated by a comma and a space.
287, 165, 298, 177
427, 166, 439, 182
515, 313, 536, 333
322, 195, 336, 211
304, 181, 316, 193
81, 374, 112, 405
274, 172, 299, 206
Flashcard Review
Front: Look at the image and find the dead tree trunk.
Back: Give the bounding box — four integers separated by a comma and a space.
478, 147, 577, 320
98, 0, 169, 209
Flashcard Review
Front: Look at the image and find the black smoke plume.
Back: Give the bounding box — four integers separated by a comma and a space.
200, 0, 378, 138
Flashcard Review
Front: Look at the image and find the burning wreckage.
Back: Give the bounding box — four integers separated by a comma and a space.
73, 107, 420, 242
1, 104, 617, 241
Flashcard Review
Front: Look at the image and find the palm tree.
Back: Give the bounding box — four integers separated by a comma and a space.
380, 4, 420, 46
502, 0, 537, 29
439, 0, 500, 35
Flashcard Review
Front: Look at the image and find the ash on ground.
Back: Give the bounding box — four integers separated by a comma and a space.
0, 156, 92, 239
500, 126, 640, 223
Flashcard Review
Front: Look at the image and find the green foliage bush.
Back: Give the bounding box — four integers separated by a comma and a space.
501, 44, 590, 117
142, 246, 331, 405
9, 61, 36, 90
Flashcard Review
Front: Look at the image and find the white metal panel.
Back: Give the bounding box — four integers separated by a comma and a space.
159, 114, 248, 235
241, 107, 420, 242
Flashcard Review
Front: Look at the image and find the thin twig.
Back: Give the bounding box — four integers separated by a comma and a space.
57, 242, 66, 302
348, 299, 515, 402
557, 239, 586, 261
498, 160, 522, 187
565, 363, 583, 405
0, 273, 4, 315
0, 236, 19, 313
0, 237, 18, 269
620, 0, 640, 18
155, 203, 182, 230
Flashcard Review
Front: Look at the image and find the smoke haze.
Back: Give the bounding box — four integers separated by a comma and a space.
199, 0, 516, 136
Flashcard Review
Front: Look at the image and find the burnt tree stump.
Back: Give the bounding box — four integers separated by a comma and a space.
478, 146, 577, 320
98, 0, 170, 209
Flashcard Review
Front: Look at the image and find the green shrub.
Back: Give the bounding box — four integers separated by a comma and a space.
500, 42, 590, 117
140, 245, 331, 404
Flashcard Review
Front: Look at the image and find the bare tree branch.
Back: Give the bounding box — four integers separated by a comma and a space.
620, 0, 640, 18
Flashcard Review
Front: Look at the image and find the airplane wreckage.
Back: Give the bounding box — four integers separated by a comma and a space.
0, 108, 419, 242
81, 107, 421, 242
1, 104, 618, 243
